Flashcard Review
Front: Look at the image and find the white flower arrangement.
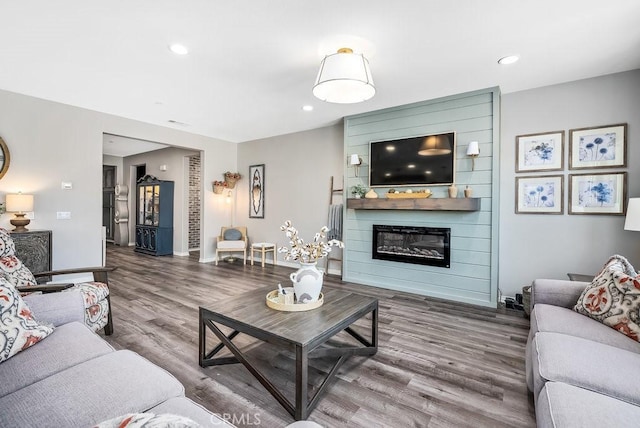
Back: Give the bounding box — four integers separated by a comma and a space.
278, 220, 344, 263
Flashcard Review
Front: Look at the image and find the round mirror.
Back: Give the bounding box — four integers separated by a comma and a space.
0, 136, 9, 180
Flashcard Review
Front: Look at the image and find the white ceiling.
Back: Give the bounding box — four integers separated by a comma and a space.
102, 134, 168, 157
1, 1, 639, 144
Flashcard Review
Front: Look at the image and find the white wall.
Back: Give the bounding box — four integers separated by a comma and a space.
123, 147, 199, 255
0, 88, 237, 274
235, 124, 344, 267
499, 69, 640, 298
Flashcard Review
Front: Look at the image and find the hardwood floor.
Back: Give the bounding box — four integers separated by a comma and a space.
103, 245, 535, 428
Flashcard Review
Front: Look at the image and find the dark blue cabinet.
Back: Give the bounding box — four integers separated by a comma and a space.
135, 175, 174, 256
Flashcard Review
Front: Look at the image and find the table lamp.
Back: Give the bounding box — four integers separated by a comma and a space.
6, 193, 34, 232
624, 198, 640, 232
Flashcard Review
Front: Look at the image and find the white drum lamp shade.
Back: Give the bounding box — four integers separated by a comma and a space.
6, 193, 34, 213
313, 48, 375, 104
6, 193, 34, 232
624, 198, 640, 231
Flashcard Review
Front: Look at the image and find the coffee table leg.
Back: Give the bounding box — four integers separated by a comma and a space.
295, 345, 309, 420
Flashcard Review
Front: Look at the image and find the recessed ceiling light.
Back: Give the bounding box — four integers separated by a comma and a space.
302, 105, 314, 112
169, 44, 189, 55
498, 55, 519, 65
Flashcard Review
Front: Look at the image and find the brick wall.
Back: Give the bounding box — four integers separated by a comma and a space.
188, 154, 201, 249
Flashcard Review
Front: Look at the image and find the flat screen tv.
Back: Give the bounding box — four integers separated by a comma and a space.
369, 132, 456, 187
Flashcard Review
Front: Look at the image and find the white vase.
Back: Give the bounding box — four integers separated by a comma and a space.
290, 262, 323, 303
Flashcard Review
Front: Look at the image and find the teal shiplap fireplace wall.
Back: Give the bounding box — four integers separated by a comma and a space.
343, 88, 501, 307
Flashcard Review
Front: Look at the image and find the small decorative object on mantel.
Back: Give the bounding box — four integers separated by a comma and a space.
224, 172, 242, 189
386, 189, 432, 199
448, 184, 458, 198
365, 189, 378, 199
351, 184, 366, 199
278, 220, 344, 304
212, 180, 228, 194
464, 186, 473, 198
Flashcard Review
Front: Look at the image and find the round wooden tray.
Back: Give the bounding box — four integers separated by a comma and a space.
265, 289, 324, 312
386, 192, 432, 199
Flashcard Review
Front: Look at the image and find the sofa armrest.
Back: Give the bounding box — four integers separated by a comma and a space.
33, 266, 116, 284
531, 278, 590, 309
17, 283, 74, 293
22, 290, 85, 326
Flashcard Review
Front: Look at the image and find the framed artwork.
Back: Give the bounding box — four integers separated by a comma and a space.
569, 172, 627, 215
569, 123, 627, 170
515, 175, 563, 214
515, 131, 564, 172
249, 164, 265, 218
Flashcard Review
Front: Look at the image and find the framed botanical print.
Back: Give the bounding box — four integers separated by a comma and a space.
569, 172, 627, 215
515, 175, 563, 214
249, 164, 265, 218
569, 123, 627, 170
516, 131, 564, 172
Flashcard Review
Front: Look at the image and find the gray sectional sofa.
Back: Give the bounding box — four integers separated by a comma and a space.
526, 278, 640, 427
0, 289, 235, 427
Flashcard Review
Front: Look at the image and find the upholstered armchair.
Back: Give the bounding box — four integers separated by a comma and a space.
0, 228, 115, 335
215, 226, 248, 265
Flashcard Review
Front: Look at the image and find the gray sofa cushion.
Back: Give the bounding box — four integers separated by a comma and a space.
530, 304, 640, 353
23, 290, 85, 326
0, 350, 184, 427
537, 382, 640, 428
0, 321, 113, 398
150, 397, 235, 427
533, 332, 640, 406
526, 304, 640, 392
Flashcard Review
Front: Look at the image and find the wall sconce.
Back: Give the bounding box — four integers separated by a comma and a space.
225, 190, 233, 204
349, 154, 362, 177
6, 192, 34, 232
466, 141, 480, 171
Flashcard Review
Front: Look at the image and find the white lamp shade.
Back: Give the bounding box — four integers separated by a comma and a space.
313, 49, 375, 104
6, 194, 34, 213
350, 154, 362, 166
467, 141, 480, 156
624, 198, 640, 231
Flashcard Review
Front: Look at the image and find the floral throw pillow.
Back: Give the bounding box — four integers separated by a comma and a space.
0, 278, 54, 363
94, 413, 202, 428
0, 227, 16, 257
574, 254, 640, 342
0, 255, 38, 288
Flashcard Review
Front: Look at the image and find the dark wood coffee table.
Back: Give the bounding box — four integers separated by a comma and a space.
199, 286, 378, 420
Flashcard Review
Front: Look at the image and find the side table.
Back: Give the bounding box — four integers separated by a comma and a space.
250, 242, 276, 267
10, 230, 52, 282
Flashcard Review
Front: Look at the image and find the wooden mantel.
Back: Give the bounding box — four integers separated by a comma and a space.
346, 197, 481, 211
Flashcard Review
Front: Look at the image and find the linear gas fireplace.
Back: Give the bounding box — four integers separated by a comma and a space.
372, 225, 450, 268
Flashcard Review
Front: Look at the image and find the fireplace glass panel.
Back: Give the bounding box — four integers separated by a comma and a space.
372, 225, 450, 268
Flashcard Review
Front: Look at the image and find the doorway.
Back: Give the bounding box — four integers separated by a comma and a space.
102, 165, 116, 242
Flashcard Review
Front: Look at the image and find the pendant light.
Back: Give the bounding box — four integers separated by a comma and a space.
313, 48, 375, 104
